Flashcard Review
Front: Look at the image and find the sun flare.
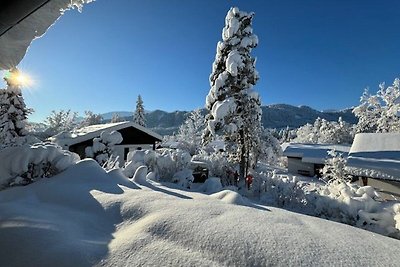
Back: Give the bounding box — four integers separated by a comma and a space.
4, 69, 34, 88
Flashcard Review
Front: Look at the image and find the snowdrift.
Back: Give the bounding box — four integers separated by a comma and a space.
0, 159, 399, 266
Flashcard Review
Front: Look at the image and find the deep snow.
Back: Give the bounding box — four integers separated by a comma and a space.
0, 159, 399, 266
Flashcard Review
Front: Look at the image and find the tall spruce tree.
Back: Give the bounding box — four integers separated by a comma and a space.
203, 7, 262, 184
133, 95, 146, 127
0, 68, 31, 145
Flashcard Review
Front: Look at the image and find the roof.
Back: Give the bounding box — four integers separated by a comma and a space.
50, 121, 163, 147
282, 143, 351, 164
0, 0, 92, 70
347, 133, 400, 181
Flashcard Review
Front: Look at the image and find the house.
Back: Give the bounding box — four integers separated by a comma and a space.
347, 133, 400, 199
282, 143, 351, 177
50, 121, 162, 164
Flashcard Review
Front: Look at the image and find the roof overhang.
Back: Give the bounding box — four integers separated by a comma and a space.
0, 0, 94, 70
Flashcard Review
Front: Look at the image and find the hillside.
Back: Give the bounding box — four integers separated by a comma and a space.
104, 104, 357, 135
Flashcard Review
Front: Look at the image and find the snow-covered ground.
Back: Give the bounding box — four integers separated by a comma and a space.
1, 159, 399, 266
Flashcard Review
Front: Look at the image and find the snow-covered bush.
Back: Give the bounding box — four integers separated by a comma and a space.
258, 171, 311, 211
85, 130, 123, 166
320, 150, 353, 183
122, 148, 193, 187
192, 151, 232, 185
315, 181, 400, 237
256, 169, 400, 239
0, 143, 79, 189
198, 177, 223, 194
353, 78, 400, 133
123, 149, 149, 177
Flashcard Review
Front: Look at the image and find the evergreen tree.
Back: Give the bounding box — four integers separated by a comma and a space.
133, 95, 146, 127
0, 68, 31, 145
203, 7, 262, 184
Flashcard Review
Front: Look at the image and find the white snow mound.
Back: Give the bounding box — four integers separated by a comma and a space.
0, 160, 399, 266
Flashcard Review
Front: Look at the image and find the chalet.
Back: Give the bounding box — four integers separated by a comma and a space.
347, 133, 400, 199
50, 121, 162, 164
282, 143, 351, 177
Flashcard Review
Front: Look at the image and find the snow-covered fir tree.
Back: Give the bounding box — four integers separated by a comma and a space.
133, 95, 146, 127
79, 111, 103, 127
0, 68, 31, 146
353, 78, 400, 133
203, 7, 262, 183
176, 109, 205, 155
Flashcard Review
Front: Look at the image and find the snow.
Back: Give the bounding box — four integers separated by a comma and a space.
0, 0, 94, 70
222, 10, 240, 41
347, 133, 400, 180
282, 143, 351, 164
198, 177, 223, 194
0, 143, 79, 188
1, 160, 400, 266
211, 97, 237, 122
225, 50, 243, 76
131, 165, 148, 184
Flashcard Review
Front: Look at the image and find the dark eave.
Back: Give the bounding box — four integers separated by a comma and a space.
0, 0, 51, 37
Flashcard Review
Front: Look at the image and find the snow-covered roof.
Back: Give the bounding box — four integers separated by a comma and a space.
282, 143, 351, 164
50, 121, 162, 147
347, 133, 400, 181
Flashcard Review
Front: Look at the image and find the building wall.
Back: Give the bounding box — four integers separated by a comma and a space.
287, 157, 315, 177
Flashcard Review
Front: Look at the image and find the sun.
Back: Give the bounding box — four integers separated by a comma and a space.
4, 69, 34, 88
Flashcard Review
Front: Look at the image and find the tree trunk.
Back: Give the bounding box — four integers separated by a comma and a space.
239, 129, 246, 189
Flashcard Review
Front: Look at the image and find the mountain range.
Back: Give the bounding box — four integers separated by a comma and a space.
102, 104, 357, 136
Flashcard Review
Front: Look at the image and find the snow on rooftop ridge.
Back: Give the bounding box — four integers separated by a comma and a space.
347, 133, 400, 181
350, 133, 400, 153
71, 121, 128, 138
51, 121, 162, 147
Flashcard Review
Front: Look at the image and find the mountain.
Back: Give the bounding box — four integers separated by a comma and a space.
260, 104, 357, 129
101, 111, 133, 121
102, 104, 357, 136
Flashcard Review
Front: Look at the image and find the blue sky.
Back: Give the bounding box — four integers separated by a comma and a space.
6, 0, 400, 122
